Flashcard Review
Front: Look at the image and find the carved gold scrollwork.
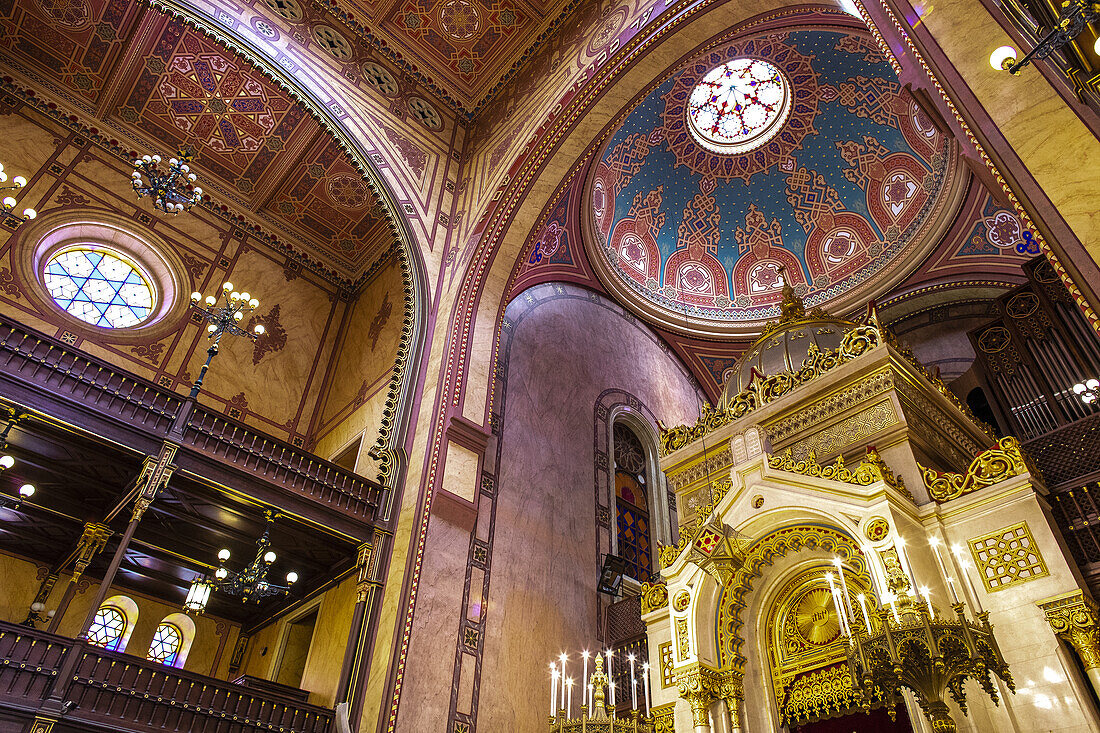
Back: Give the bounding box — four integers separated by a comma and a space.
919, 437, 1033, 502
674, 664, 742, 728
650, 702, 675, 733
1039, 591, 1100, 670
640, 580, 669, 614
768, 447, 912, 500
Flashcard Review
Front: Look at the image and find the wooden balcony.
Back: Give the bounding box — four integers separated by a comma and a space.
0, 621, 333, 733
0, 316, 385, 534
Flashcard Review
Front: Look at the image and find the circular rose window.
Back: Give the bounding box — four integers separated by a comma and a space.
44, 247, 154, 328
687, 57, 791, 155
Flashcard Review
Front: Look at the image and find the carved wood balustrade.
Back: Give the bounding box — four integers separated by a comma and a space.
0, 621, 334, 733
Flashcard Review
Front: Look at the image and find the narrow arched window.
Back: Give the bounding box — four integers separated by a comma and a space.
614, 422, 652, 582
147, 622, 183, 666
86, 595, 139, 652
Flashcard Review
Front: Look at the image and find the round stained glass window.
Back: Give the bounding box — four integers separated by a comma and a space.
44, 248, 154, 328
687, 58, 791, 155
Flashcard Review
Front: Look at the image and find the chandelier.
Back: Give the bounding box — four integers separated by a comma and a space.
185, 511, 297, 613
0, 160, 37, 226
989, 0, 1100, 74
131, 148, 203, 214
0, 413, 35, 508
828, 539, 1014, 732
187, 282, 265, 400
548, 649, 653, 732
1073, 378, 1099, 404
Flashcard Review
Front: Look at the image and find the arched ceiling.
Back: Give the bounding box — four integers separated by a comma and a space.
587, 25, 966, 337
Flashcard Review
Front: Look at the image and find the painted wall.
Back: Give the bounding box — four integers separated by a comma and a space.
0, 550, 240, 679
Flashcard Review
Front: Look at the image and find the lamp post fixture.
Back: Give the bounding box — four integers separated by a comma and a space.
131, 148, 203, 214
989, 0, 1100, 74
187, 282, 266, 400
185, 510, 298, 613
1073, 378, 1099, 404
0, 161, 37, 227
0, 413, 34, 508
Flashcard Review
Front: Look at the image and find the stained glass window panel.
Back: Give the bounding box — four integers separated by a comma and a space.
86, 606, 127, 651
687, 58, 791, 154
44, 248, 153, 328
147, 622, 183, 666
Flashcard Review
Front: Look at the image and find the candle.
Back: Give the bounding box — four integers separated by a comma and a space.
884, 591, 901, 623
567, 678, 573, 720
920, 586, 934, 617
895, 536, 918, 595
582, 650, 589, 707
833, 558, 854, 622
560, 654, 568, 711
856, 593, 872, 633
606, 651, 615, 706
628, 654, 636, 708
952, 544, 984, 612
588, 683, 593, 717
929, 537, 960, 604
642, 662, 651, 715
551, 664, 559, 717
826, 572, 850, 637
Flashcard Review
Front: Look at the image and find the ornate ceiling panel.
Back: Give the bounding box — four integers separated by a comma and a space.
586, 27, 965, 337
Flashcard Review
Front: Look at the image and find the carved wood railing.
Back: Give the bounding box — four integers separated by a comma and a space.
0, 621, 333, 733
0, 317, 383, 521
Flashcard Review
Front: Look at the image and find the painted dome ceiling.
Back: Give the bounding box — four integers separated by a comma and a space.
587, 27, 962, 336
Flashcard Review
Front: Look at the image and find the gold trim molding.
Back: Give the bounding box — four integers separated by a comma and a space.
641, 580, 669, 614
919, 437, 1033, 502
768, 447, 911, 500
650, 702, 675, 733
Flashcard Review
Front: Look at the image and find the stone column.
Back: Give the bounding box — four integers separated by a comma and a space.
1039, 590, 1100, 701
675, 664, 726, 733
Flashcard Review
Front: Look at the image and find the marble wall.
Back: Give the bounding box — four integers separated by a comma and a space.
409, 283, 704, 731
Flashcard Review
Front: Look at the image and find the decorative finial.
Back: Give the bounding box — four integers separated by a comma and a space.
777, 266, 805, 322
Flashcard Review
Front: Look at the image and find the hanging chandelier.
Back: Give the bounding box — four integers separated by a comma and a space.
0, 160, 37, 226
184, 511, 297, 613
0, 413, 35, 508
131, 148, 203, 214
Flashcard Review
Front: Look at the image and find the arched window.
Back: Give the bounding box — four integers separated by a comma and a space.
614, 422, 652, 582
86, 595, 139, 652
146, 613, 196, 668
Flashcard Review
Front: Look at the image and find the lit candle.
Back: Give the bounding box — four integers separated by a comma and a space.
560, 654, 568, 711
567, 678, 573, 720
642, 662, 651, 715
582, 650, 589, 707
833, 558, 854, 622
952, 544, 984, 612
920, 586, 934, 618
551, 664, 559, 717
929, 537, 960, 604
628, 654, 636, 708
856, 593, 872, 634
895, 537, 918, 595
588, 683, 594, 717
883, 591, 901, 623
826, 572, 850, 637
606, 650, 615, 706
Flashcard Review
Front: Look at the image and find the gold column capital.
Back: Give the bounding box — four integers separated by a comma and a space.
673, 664, 742, 726
1039, 590, 1100, 669
72, 522, 112, 581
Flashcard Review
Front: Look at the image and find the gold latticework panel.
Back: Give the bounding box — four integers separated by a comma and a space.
969, 521, 1049, 591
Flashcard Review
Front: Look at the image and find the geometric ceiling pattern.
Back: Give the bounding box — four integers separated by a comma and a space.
589, 28, 962, 335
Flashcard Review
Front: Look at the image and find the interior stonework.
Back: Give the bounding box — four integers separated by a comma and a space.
0, 1, 1098, 732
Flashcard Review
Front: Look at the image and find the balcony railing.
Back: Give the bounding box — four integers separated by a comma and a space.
0, 621, 333, 733
0, 317, 383, 520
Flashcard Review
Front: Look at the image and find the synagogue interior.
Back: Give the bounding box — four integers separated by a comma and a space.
0, 0, 1098, 731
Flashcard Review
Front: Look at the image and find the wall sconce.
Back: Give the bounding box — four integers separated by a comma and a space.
989, 0, 1100, 74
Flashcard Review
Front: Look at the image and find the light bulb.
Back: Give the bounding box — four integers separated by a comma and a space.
1088, 379, 1099, 390
264, 550, 277, 564
193, 187, 203, 196
205, 295, 216, 306
169, 158, 178, 166
191, 292, 202, 302
188, 173, 197, 182
989, 45, 1017, 70
233, 311, 243, 321
30, 602, 44, 613
207, 324, 218, 333
23, 209, 36, 220
151, 155, 161, 163
218, 548, 231, 561
253, 324, 265, 335
2, 197, 15, 209
46, 610, 55, 618
1076, 383, 1088, 394
0, 455, 13, 469
13, 176, 26, 187
18, 484, 34, 498
223, 281, 233, 291
0, 171, 6, 182
248, 298, 259, 309
1095, 36, 1100, 57
132, 171, 142, 179
230, 291, 240, 301
240, 292, 250, 302
180, 164, 189, 173
142, 155, 152, 163
286, 571, 298, 584
215, 567, 228, 580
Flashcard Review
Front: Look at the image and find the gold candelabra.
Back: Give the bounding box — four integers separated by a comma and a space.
549, 653, 653, 732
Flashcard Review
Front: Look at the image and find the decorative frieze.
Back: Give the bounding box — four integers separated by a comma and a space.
767, 369, 894, 443
786, 400, 898, 462
768, 446, 909, 498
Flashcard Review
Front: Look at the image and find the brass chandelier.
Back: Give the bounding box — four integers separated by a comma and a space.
131, 148, 203, 214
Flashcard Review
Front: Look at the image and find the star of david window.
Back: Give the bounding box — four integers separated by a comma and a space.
44, 248, 154, 328
687, 58, 792, 155
147, 622, 183, 666
86, 606, 128, 651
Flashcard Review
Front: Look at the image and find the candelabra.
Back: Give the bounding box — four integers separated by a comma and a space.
131, 148, 203, 214
1073, 378, 1099, 404
826, 540, 1014, 733
187, 282, 266, 400
548, 650, 653, 732
989, 0, 1100, 74
185, 511, 297, 612
0, 161, 37, 226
